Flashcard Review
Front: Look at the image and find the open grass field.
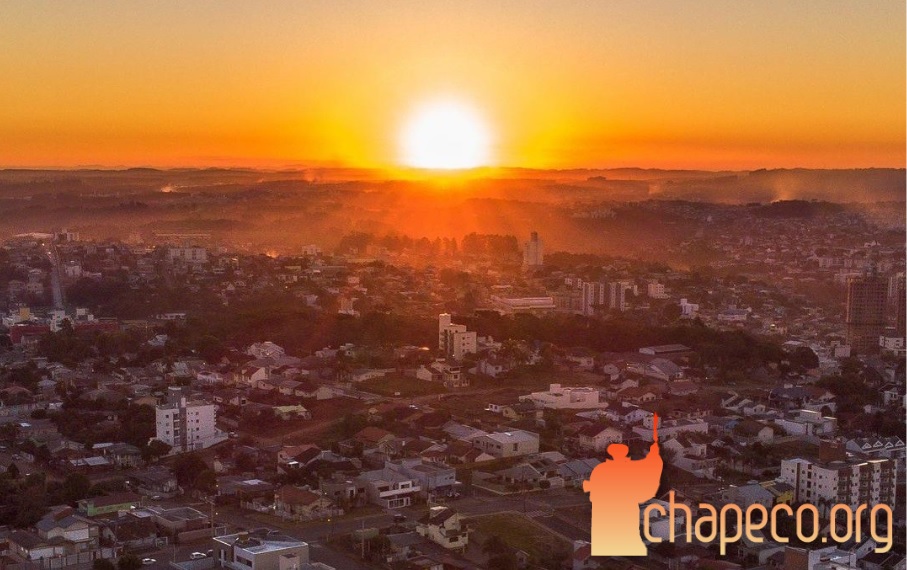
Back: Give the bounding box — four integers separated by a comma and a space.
469, 512, 571, 563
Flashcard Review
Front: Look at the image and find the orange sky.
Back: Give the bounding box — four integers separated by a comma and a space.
0, 1, 904, 170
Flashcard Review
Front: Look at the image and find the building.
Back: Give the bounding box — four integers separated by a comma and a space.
155, 392, 227, 453
580, 281, 605, 317
782, 545, 857, 570
523, 231, 543, 268
607, 281, 632, 312
520, 383, 607, 409
274, 486, 340, 521
212, 529, 310, 570
385, 459, 458, 498
355, 467, 422, 509
416, 506, 469, 552
845, 436, 906, 472
680, 298, 699, 317
166, 246, 208, 265
845, 272, 887, 354
774, 409, 837, 438
577, 425, 623, 453
780, 457, 897, 511
720, 483, 774, 509
580, 281, 631, 315
879, 334, 905, 357
489, 296, 556, 315
77, 493, 143, 517
438, 313, 477, 361
35, 506, 101, 553
472, 429, 539, 458
416, 360, 468, 388
646, 281, 668, 299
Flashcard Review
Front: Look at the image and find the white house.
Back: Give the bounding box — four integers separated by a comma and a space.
520, 384, 607, 409
472, 430, 539, 458
577, 425, 623, 452
417, 506, 469, 552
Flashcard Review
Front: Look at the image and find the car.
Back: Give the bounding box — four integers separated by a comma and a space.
190, 552, 206, 560
151, 495, 162, 500
392, 513, 407, 523
141, 558, 156, 566
206, 550, 214, 557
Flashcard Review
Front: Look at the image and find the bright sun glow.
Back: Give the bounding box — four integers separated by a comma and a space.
400, 100, 492, 169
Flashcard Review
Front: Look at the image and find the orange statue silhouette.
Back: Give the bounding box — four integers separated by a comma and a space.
583, 413, 663, 557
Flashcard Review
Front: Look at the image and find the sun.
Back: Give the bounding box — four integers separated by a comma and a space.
400, 99, 492, 169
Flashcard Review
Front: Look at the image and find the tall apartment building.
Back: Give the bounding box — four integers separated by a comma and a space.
647, 281, 668, 299
608, 281, 631, 312
890, 274, 906, 335
845, 273, 887, 354
155, 392, 225, 453
580, 281, 632, 315
581, 281, 605, 316
438, 313, 477, 361
780, 457, 897, 512
523, 231, 544, 268
166, 246, 208, 265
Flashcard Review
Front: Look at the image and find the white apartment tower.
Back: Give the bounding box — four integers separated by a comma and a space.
581, 281, 605, 316
438, 313, 477, 361
523, 231, 544, 268
155, 391, 225, 453
647, 281, 668, 299
608, 281, 631, 312
780, 457, 897, 512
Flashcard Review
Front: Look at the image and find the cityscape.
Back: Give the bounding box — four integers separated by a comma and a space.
0, 3, 904, 570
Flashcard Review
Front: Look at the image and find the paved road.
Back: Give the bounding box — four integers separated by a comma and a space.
139, 486, 593, 569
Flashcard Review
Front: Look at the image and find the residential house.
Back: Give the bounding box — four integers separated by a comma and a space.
274, 486, 341, 521
355, 467, 421, 509
617, 386, 658, 404
338, 426, 397, 456
212, 529, 310, 570
77, 493, 143, 517
416, 506, 469, 552
577, 424, 623, 453
130, 466, 180, 497
774, 409, 837, 438
472, 430, 539, 458
732, 419, 775, 444
35, 506, 100, 553
559, 458, 600, 488
721, 484, 774, 509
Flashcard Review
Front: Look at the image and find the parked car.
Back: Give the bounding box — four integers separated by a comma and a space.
141, 558, 156, 566
190, 552, 206, 560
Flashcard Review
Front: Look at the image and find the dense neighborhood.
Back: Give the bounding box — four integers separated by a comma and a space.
0, 215, 904, 570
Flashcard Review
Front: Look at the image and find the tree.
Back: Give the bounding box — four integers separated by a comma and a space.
62, 473, 91, 503
6, 463, 19, 479
0, 423, 20, 442
193, 469, 218, 494
172, 453, 208, 487
117, 555, 142, 570
141, 440, 172, 463
93, 559, 116, 570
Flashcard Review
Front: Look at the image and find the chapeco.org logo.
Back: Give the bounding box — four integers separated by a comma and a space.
582, 414, 894, 557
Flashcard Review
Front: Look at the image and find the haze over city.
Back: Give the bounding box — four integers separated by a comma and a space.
0, 3, 904, 570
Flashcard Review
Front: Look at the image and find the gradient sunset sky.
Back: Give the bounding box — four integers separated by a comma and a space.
1, 1, 904, 170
